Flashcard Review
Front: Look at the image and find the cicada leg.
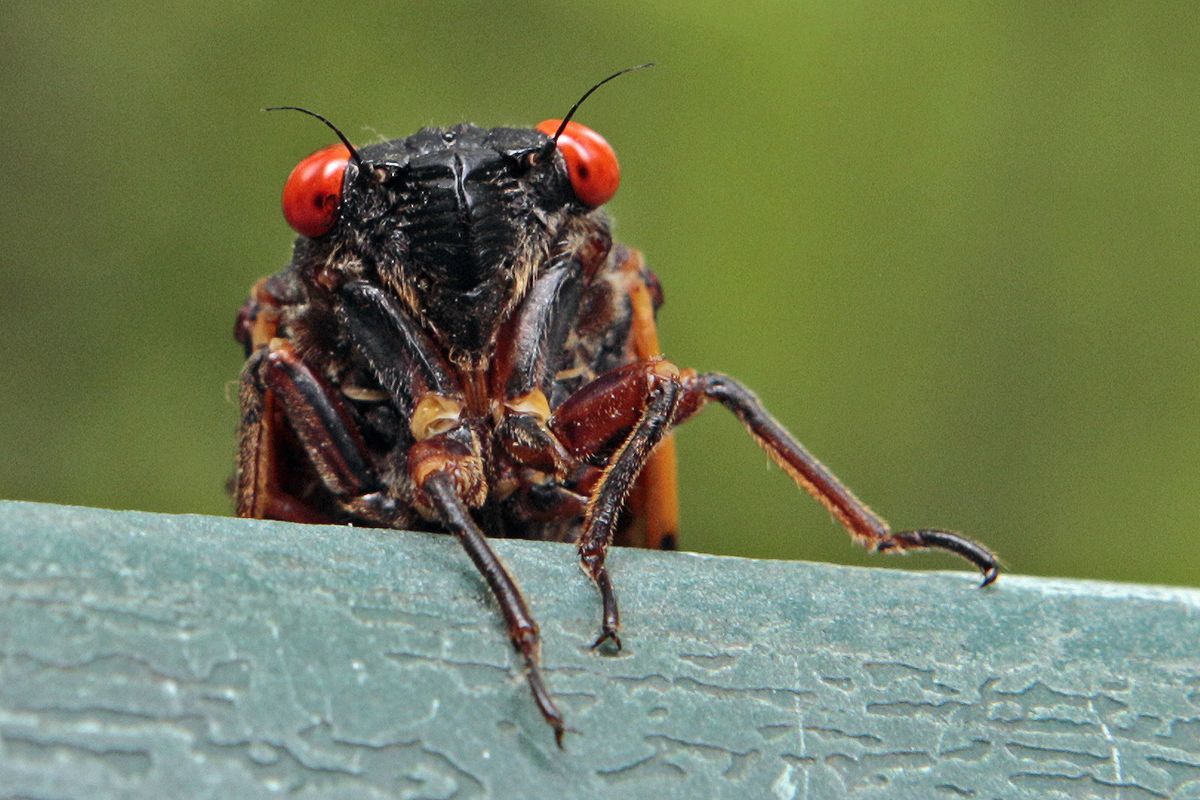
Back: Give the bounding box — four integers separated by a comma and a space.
235, 339, 404, 526
550, 362, 1000, 651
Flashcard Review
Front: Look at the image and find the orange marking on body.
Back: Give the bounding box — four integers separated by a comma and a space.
411, 451, 458, 488
621, 250, 680, 549
621, 252, 663, 359
637, 437, 680, 550
249, 278, 281, 351
410, 394, 465, 441
505, 388, 552, 421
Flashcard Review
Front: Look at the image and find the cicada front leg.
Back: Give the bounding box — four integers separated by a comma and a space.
235, 338, 405, 527
549, 363, 1000, 651
689, 373, 999, 585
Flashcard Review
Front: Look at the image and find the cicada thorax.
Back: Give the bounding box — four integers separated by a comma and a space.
324, 126, 574, 368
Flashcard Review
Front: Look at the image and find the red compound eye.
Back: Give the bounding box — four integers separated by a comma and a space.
281, 143, 351, 238
536, 119, 619, 208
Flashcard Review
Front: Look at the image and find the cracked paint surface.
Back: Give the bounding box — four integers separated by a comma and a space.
0, 500, 1198, 798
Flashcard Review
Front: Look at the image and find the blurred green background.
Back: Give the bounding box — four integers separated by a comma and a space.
1, 3, 1196, 587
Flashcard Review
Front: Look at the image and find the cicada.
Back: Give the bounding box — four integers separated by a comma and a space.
234, 67, 998, 746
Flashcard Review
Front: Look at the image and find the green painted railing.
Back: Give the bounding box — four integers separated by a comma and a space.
1, 500, 1197, 798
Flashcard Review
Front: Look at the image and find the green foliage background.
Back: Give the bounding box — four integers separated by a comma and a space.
1, 3, 1195, 586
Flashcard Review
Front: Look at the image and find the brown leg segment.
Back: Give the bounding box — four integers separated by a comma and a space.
549, 360, 999, 649
235, 340, 409, 527
581, 378, 679, 649
551, 359, 685, 650
235, 348, 339, 523
420, 470, 567, 747
258, 342, 377, 497
686, 372, 999, 586
235, 349, 275, 519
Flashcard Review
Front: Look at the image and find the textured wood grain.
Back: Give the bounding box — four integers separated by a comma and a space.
0, 500, 1198, 798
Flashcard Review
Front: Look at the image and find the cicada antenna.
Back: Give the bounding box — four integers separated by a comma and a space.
264, 105, 364, 169
545, 63, 655, 147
